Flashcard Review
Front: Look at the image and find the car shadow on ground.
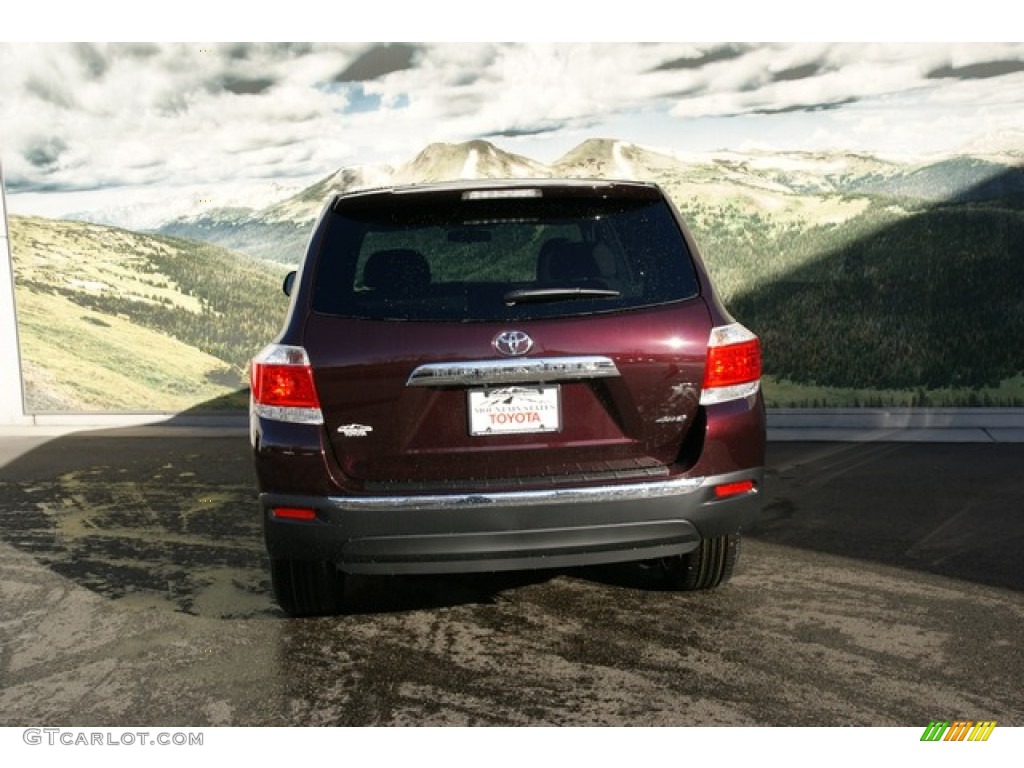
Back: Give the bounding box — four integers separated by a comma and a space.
0, 407, 727, 621
752, 441, 1024, 592
0, 417, 269, 620
2, 402, 1022, 624
0, 403, 570, 619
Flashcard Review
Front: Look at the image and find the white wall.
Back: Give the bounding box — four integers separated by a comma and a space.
0, 160, 29, 424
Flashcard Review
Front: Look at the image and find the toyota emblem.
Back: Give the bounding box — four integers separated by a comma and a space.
493, 330, 534, 357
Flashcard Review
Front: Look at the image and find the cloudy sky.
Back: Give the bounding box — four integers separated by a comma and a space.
2, 41, 1023, 227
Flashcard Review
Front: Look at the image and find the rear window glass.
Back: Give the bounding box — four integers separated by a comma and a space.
311, 191, 699, 321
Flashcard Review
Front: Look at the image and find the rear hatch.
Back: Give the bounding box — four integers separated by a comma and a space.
304, 182, 711, 492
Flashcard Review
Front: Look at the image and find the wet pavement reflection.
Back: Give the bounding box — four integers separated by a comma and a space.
1, 433, 1022, 725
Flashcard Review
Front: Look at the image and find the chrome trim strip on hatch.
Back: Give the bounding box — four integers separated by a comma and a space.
327, 475, 705, 513
406, 356, 620, 387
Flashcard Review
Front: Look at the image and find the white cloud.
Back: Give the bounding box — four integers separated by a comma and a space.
2, 42, 1023, 224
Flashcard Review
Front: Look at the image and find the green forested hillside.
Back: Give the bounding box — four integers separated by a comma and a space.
685, 197, 1024, 405
10, 216, 290, 411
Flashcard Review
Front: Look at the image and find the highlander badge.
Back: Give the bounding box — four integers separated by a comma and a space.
337, 424, 373, 437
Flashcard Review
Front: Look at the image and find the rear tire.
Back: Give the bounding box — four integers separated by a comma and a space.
662, 532, 740, 590
270, 558, 345, 616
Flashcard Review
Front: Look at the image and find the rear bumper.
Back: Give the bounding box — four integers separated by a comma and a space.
261, 468, 763, 575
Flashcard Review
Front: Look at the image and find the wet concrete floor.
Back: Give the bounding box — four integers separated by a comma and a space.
0, 433, 1021, 726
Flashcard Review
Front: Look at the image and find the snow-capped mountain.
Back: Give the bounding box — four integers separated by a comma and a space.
392, 140, 550, 185
156, 137, 1024, 264
258, 165, 395, 225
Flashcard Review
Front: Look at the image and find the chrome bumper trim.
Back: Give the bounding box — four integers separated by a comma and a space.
406, 356, 620, 387
327, 475, 704, 512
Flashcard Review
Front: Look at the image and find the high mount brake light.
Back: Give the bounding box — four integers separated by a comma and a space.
462, 189, 542, 200
250, 344, 324, 425
700, 323, 762, 406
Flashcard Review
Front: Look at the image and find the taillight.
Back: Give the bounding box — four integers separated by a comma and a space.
250, 344, 323, 424
700, 323, 762, 406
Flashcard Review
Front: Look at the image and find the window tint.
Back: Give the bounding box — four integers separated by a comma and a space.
312, 193, 699, 321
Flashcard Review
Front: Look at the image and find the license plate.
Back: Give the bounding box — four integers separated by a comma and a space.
468, 386, 561, 435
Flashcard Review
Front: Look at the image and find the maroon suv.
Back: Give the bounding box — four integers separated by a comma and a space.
250, 179, 764, 615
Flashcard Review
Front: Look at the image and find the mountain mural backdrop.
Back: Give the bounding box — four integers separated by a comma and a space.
10, 137, 1024, 411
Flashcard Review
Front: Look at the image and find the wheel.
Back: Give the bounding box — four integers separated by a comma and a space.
270, 558, 345, 616
661, 532, 740, 590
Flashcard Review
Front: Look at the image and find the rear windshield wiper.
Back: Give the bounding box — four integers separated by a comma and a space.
503, 287, 621, 305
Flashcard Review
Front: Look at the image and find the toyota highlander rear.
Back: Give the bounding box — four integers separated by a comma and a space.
251, 179, 765, 616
